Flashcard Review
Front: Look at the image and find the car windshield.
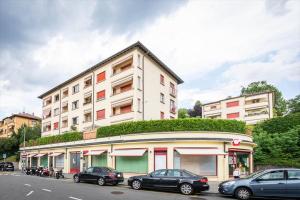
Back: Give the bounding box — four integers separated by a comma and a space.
245, 170, 265, 179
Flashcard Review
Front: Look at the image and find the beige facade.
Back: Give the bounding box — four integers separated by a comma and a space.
20, 131, 254, 181
202, 92, 274, 124
0, 113, 41, 138
40, 42, 183, 136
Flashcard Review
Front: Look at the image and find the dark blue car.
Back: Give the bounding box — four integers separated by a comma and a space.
218, 168, 300, 200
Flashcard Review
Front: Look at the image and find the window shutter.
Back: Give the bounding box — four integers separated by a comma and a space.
97, 71, 106, 83
97, 90, 105, 99
97, 109, 105, 120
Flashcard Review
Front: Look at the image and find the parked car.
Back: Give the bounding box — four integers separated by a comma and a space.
128, 169, 209, 195
73, 167, 124, 186
0, 162, 14, 171
218, 168, 300, 200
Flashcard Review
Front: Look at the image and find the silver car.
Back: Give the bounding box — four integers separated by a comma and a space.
218, 168, 300, 200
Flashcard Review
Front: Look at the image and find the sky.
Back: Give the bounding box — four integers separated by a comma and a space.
0, 0, 299, 119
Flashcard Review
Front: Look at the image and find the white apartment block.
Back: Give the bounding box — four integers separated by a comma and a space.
202, 92, 274, 124
40, 42, 183, 137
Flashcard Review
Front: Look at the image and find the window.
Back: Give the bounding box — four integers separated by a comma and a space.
84, 76, 92, 88
62, 102, 68, 113
53, 122, 59, 130
120, 105, 132, 114
137, 76, 141, 90
97, 71, 105, 83
97, 90, 105, 100
138, 98, 141, 112
252, 99, 260, 103
96, 109, 105, 120
170, 100, 176, 114
72, 117, 79, 125
72, 100, 79, 110
84, 112, 92, 123
62, 88, 69, 98
258, 170, 284, 180
43, 97, 52, 106
120, 83, 132, 93
83, 93, 92, 105
160, 111, 164, 119
43, 109, 51, 119
160, 74, 164, 85
288, 170, 300, 180
160, 93, 165, 103
62, 118, 68, 128
152, 169, 167, 177
54, 94, 59, 102
210, 105, 217, 110
227, 112, 239, 119
43, 123, 51, 132
54, 108, 60, 116
72, 84, 79, 94
167, 170, 181, 177
226, 101, 239, 108
170, 82, 176, 96
86, 167, 93, 173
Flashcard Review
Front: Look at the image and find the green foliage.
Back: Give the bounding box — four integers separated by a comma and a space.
24, 131, 83, 147
0, 137, 19, 156
188, 100, 202, 117
287, 94, 300, 114
253, 126, 300, 168
17, 124, 41, 144
178, 108, 189, 118
241, 81, 287, 116
97, 118, 246, 138
254, 112, 300, 134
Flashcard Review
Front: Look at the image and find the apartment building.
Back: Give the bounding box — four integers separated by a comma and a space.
0, 113, 41, 138
39, 42, 183, 136
202, 92, 274, 124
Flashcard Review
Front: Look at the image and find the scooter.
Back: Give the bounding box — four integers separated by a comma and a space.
40, 167, 50, 177
36, 167, 44, 176
54, 169, 64, 179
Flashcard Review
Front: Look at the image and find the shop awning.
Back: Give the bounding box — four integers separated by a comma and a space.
175, 148, 227, 155
35, 153, 46, 157
84, 150, 106, 156
111, 149, 147, 156
50, 152, 64, 157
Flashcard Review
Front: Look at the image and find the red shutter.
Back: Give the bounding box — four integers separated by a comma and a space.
54, 122, 59, 130
226, 101, 239, 108
97, 90, 105, 100
120, 84, 132, 92
160, 112, 165, 119
227, 112, 239, 119
96, 109, 105, 120
97, 71, 106, 83
120, 105, 132, 113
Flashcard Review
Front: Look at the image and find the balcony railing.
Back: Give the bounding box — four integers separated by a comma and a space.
170, 107, 176, 114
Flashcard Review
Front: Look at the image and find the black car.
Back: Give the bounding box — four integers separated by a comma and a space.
73, 167, 124, 186
128, 169, 209, 195
0, 162, 14, 171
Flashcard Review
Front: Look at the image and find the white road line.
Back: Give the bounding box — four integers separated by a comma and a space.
24, 184, 31, 187
42, 189, 52, 192
26, 191, 34, 197
69, 196, 82, 200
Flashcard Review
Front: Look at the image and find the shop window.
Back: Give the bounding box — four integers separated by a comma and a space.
228, 151, 250, 176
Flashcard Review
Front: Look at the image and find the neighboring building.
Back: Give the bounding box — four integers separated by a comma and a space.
0, 113, 41, 138
39, 42, 183, 137
202, 92, 274, 124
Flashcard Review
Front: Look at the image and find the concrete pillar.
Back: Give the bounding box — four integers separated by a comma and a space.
167, 147, 174, 169
88, 155, 92, 167
107, 150, 114, 168
223, 154, 229, 181
250, 152, 254, 173
37, 157, 41, 167
148, 147, 154, 173
29, 157, 32, 168
64, 152, 68, 174
47, 156, 50, 168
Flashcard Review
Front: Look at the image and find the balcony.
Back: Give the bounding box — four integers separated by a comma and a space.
170, 106, 176, 114
110, 111, 135, 124
245, 110, 269, 121
244, 101, 269, 109
111, 67, 134, 84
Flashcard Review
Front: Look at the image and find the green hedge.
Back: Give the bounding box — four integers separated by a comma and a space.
97, 118, 246, 138
255, 112, 300, 134
24, 131, 83, 147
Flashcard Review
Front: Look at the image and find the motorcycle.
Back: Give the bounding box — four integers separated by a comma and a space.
25, 167, 37, 175
36, 167, 44, 176
54, 169, 64, 179
40, 167, 50, 177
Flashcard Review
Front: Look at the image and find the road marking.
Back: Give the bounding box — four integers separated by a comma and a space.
24, 184, 31, 187
69, 197, 82, 200
42, 189, 52, 192
26, 191, 34, 197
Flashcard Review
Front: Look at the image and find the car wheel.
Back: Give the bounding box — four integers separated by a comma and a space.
180, 183, 194, 195
235, 187, 251, 200
131, 180, 142, 190
73, 175, 80, 183
98, 177, 105, 186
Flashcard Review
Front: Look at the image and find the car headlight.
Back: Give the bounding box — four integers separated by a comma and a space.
223, 181, 235, 186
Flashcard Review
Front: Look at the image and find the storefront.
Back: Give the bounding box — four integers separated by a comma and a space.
21, 131, 255, 181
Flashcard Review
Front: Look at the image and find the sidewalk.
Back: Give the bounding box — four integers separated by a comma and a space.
63, 173, 220, 193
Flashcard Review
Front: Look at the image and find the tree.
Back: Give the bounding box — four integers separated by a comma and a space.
287, 94, 300, 114
178, 108, 189, 118
188, 100, 202, 117
241, 81, 286, 116
17, 124, 41, 144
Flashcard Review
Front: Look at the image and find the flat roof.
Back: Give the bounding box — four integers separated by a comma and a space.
38, 41, 184, 99
202, 91, 274, 106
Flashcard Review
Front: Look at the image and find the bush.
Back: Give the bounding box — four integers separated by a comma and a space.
24, 131, 83, 147
97, 118, 246, 138
255, 112, 300, 134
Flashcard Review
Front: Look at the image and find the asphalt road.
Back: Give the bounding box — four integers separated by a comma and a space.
0, 172, 234, 200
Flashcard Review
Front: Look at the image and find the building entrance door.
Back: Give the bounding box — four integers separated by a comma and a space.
154, 150, 167, 170
70, 152, 80, 174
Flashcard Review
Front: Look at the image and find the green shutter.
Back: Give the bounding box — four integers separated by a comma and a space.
40, 156, 48, 167
91, 153, 107, 167
116, 154, 148, 173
